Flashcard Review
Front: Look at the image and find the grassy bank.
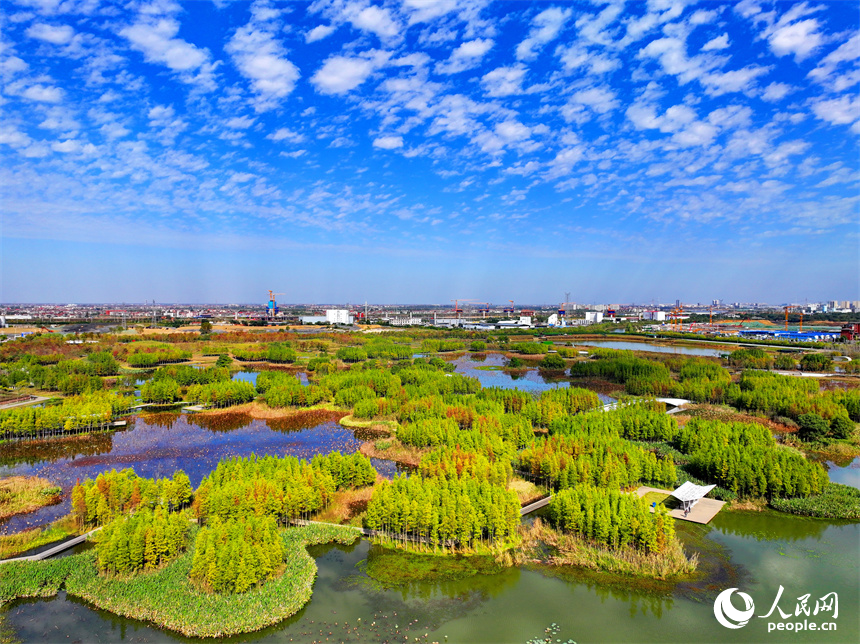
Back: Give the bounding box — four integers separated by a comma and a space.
359, 437, 425, 467
0, 523, 361, 638
769, 483, 860, 520
0, 477, 61, 522
0, 516, 78, 560
520, 519, 697, 580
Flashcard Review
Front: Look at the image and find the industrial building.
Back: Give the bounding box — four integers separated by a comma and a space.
299, 309, 353, 325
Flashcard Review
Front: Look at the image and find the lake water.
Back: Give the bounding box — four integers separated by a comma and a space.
2, 362, 858, 642
572, 340, 728, 358
4, 513, 857, 643
0, 412, 398, 535
450, 353, 615, 404
825, 456, 860, 489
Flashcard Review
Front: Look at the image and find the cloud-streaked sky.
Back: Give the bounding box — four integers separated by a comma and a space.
1, 0, 858, 305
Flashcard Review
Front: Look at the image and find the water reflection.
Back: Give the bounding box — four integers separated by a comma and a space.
574, 340, 727, 357
0, 413, 392, 534
449, 353, 615, 404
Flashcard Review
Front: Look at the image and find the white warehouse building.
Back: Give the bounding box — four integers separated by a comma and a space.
325, 309, 351, 325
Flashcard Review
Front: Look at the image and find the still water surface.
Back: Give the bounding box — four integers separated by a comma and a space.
2, 364, 858, 642
5, 515, 857, 643
572, 340, 727, 358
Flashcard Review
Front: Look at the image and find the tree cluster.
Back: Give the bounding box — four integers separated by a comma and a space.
126, 347, 191, 367
549, 486, 675, 554
364, 474, 520, 549
186, 381, 256, 408
418, 445, 511, 486
519, 433, 676, 490
0, 391, 134, 439
151, 365, 231, 386
72, 468, 192, 528
189, 515, 283, 593
420, 339, 465, 353
193, 452, 376, 523
96, 506, 189, 576
674, 418, 828, 499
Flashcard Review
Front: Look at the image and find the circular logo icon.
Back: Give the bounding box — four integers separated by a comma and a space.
714, 588, 755, 629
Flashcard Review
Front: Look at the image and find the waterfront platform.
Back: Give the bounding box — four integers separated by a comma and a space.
635, 486, 726, 524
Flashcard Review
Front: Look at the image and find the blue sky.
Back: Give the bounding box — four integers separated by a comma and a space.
1, 0, 858, 305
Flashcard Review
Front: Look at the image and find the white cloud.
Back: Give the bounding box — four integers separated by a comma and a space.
268, 128, 306, 143
373, 135, 403, 149
762, 81, 792, 101
227, 20, 300, 111
51, 139, 79, 153
306, 24, 336, 43
348, 4, 399, 40
768, 18, 823, 61
403, 0, 458, 24
809, 33, 860, 84
22, 84, 63, 102
558, 44, 619, 76
626, 102, 718, 147
121, 18, 210, 73
495, 120, 530, 142
640, 36, 769, 96
0, 126, 31, 148
571, 86, 618, 114
811, 95, 860, 130
702, 65, 770, 96
148, 105, 174, 122
26, 23, 74, 45
702, 33, 730, 51
690, 9, 719, 25
516, 7, 571, 61
436, 38, 493, 74
312, 52, 389, 95
481, 65, 526, 97
225, 116, 255, 129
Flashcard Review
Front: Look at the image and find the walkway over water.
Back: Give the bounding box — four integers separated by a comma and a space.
600, 398, 691, 413
0, 528, 101, 564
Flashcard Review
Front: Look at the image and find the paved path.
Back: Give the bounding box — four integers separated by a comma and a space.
0, 528, 101, 564
0, 396, 49, 411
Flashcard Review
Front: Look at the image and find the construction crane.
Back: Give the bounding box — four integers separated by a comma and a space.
267, 291, 285, 319
451, 299, 482, 319
784, 305, 804, 332
670, 305, 684, 332
504, 300, 515, 314
478, 302, 491, 318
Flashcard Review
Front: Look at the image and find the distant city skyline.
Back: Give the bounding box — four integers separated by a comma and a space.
1, 1, 858, 304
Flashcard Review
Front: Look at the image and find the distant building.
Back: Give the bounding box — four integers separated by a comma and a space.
299, 309, 353, 325
584, 312, 604, 324
640, 311, 666, 321
325, 309, 351, 325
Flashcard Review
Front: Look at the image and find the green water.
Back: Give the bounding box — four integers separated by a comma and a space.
4, 511, 858, 643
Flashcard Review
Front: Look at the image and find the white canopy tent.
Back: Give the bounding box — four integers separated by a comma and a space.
670, 482, 716, 515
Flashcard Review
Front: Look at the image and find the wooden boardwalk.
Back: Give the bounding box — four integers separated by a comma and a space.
635, 486, 725, 524
0, 528, 101, 565
520, 495, 552, 516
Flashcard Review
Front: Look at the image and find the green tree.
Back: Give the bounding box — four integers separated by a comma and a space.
798, 413, 830, 442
